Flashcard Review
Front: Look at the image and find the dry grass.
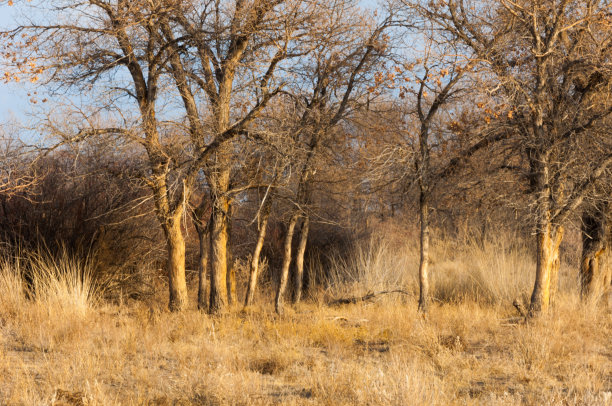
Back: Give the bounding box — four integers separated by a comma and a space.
0, 236, 610, 405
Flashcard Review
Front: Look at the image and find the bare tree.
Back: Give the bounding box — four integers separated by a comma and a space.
410, 0, 612, 315
271, 8, 391, 314
242, 137, 288, 308
2, 0, 322, 312
156, 0, 322, 313
1, 0, 227, 311
406, 52, 467, 313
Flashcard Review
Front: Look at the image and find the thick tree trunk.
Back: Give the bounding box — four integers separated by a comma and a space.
275, 212, 299, 314
244, 201, 271, 307
529, 223, 564, 315
166, 218, 188, 312
527, 148, 566, 315
418, 191, 430, 313
209, 196, 230, 314
291, 216, 310, 304
580, 205, 610, 302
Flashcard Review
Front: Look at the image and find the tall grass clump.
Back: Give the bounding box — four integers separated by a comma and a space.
28, 248, 101, 314
325, 230, 545, 307
0, 255, 26, 319
431, 235, 535, 305
325, 233, 418, 298
0, 247, 101, 320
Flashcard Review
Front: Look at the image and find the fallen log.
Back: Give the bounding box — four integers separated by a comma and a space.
329, 289, 411, 305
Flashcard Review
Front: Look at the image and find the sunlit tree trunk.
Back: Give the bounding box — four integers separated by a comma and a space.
530, 222, 564, 315
151, 160, 190, 312
275, 212, 300, 314
292, 216, 310, 304
418, 190, 430, 313
164, 215, 189, 312
529, 143, 564, 315
209, 179, 230, 313
244, 200, 272, 307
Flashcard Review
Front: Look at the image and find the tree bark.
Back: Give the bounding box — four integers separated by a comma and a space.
275, 212, 300, 314
528, 149, 565, 316
529, 223, 564, 315
196, 223, 209, 310
209, 194, 230, 314
291, 216, 310, 304
165, 217, 188, 312
418, 190, 430, 313
192, 199, 211, 311
580, 204, 610, 302
226, 206, 237, 305
244, 200, 271, 307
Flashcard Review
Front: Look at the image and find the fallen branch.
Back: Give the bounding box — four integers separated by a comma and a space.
329, 290, 411, 306
325, 316, 369, 323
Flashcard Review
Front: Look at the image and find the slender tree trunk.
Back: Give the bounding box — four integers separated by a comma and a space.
418, 190, 430, 313
196, 224, 209, 310
165, 217, 188, 312
244, 201, 271, 307
226, 207, 237, 305
192, 199, 211, 311
275, 212, 299, 314
292, 216, 310, 304
530, 222, 564, 315
209, 194, 230, 313
548, 227, 563, 308
580, 204, 610, 302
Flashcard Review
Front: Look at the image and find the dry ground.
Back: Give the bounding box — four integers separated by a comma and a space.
0, 237, 610, 405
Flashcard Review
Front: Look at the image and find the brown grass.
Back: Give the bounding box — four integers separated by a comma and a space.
0, 236, 610, 405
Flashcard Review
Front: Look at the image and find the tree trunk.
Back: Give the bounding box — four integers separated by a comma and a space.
209, 196, 230, 313
548, 230, 562, 309
527, 148, 565, 316
418, 190, 430, 313
196, 224, 209, 310
275, 212, 299, 314
529, 223, 564, 315
166, 218, 188, 312
291, 216, 310, 304
244, 201, 271, 307
226, 208, 237, 305
192, 198, 211, 311
580, 205, 610, 302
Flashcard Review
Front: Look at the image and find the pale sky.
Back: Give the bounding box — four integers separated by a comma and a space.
0, 0, 382, 123
0, 5, 30, 122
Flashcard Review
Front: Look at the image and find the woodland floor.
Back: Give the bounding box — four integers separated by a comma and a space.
1, 291, 610, 405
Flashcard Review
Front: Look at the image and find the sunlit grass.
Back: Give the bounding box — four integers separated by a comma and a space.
0, 235, 609, 405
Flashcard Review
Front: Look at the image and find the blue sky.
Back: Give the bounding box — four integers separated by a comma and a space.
0, 5, 31, 122
0, 0, 382, 123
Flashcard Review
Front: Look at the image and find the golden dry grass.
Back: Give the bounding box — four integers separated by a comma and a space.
0, 236, 610, 405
